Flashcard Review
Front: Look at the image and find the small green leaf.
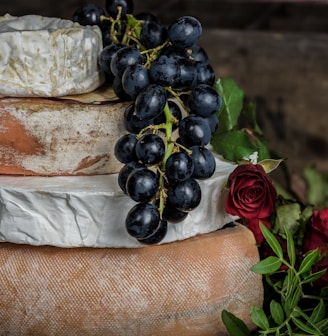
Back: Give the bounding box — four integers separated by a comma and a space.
270, 300, 284, 325
260, 222, 284, 259
251, 256, 282, 274
298, 249, 320, 275
221, 310, 251, 336
310, 299, 326, 325
211, 130, 257, 162
302, 269, 327, 284
259, 159, 284, 174
316, 318, 328, 333
255, 138, 271, 162
250, 306, 270, 330
215, 78, 244, 132
244, 101, 263, 136
275, 203, 301, 236
285, 225, 296, 267
292, 315, 320, 334
303, 166, 326, 207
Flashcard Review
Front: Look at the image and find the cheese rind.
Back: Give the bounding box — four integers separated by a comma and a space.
0, 156, 237, 248
0, 225, 262, 335
0, 14, 104, 97
0, 96, 128, 175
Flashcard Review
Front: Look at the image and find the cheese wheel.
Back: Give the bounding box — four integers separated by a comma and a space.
0, 224, 262, 335
0, 14, 104, 97
0, 156, 237, 248
0, 96, 128, 175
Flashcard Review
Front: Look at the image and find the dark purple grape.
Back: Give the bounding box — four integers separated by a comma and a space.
174, 58, 196, 90
167, 178, 201, 211
138, 218, 168, 244
113, 75, 130, 100
126, 167, 159, 202
123, 104, 154, 133
99, 43, 126, 76
168, 16, 202, 49
165, 152, 194, 182
178, 115, 211, 147
118, 161, 145, 193
159, 45, 188, 60
187, 84, 222, 117
122, 64, 150, 99
140, 21, 167, 49
189, 45, 209, 64
72, 4, 106, 28
204, 113, 219, 134
105, 0, 134, 18
125, 203, 160, 239
162, 201, 188, 223
149, 55, 181, 87
190, 146, 216, 179
114, 133, 138, 163
135, 133, 165, 165
193, 62, 216, 87
134, 84, 167, 120
110, 47, 144, 77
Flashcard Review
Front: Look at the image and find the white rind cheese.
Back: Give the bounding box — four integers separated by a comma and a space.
0, 156, 237, 248
0, 14, 104, 97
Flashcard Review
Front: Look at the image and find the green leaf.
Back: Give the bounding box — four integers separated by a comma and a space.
316, 318, 328, 333
126, 14, 143, 40
292, 316, 319, 334
211, 130, 257, 162
303, 166, 326, 207
298, 249, 320, 275
259, 159, 284, 174
215, 78, 244, 132
270, 300, 285, 325
255, 137, 271, 162
285, 225, 296, 267
302, 269, 327, 284
250, 306, 270, 330
221, 310, 251, 336
251, 256, 282, 274
310, 299, 326, 325
275, 203, 301, 236
260, 222, 284, 259
244, 101, 264, 135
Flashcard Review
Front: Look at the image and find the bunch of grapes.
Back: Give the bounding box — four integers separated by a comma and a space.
73, 0, 222, 244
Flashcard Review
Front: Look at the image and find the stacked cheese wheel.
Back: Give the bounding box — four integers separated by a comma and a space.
0, 14, 263, 335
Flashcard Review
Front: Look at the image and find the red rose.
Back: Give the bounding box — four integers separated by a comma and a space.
225, 164, 278, 220
302, 208, 328, 288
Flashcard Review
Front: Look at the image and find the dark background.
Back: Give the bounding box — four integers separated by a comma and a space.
1, 0, 328, 186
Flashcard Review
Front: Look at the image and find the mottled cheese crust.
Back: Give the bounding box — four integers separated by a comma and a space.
0, 14, 104, 97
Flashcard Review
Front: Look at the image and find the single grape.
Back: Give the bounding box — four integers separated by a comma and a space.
122, 64, 150, 99
125, 202, 160, 240
126, 167, 159, 202
113, 75, 130, 100
178, 115, 211, 147
167, 178, 201, 211
110, 46, 144, 77
140, 21, 168, 49
118, 161, 145, 193
159, 45, 188, 60
135, 133, 166, 165
99, 43, 126, 76
168, 16, 202, 49
149, 55, 181, 87
72, 4, 106, 28
114, 133, 138, 163
189, 45, 209, 64
123, 104, 154, 134
204, 113, 219, 134
138, 218, 168, 244
165, 151, 194, 182
105, 0, 134, 18
134, 84, 167, 120
193, 62, 216, 87
190, 146, 216, 179
162, 201, 188, 223
187, 84, 222, 117
174, 58, 196, 90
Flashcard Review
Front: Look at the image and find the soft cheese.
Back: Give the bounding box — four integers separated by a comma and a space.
0, 156, 237, 248
0, 14, 104, 97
